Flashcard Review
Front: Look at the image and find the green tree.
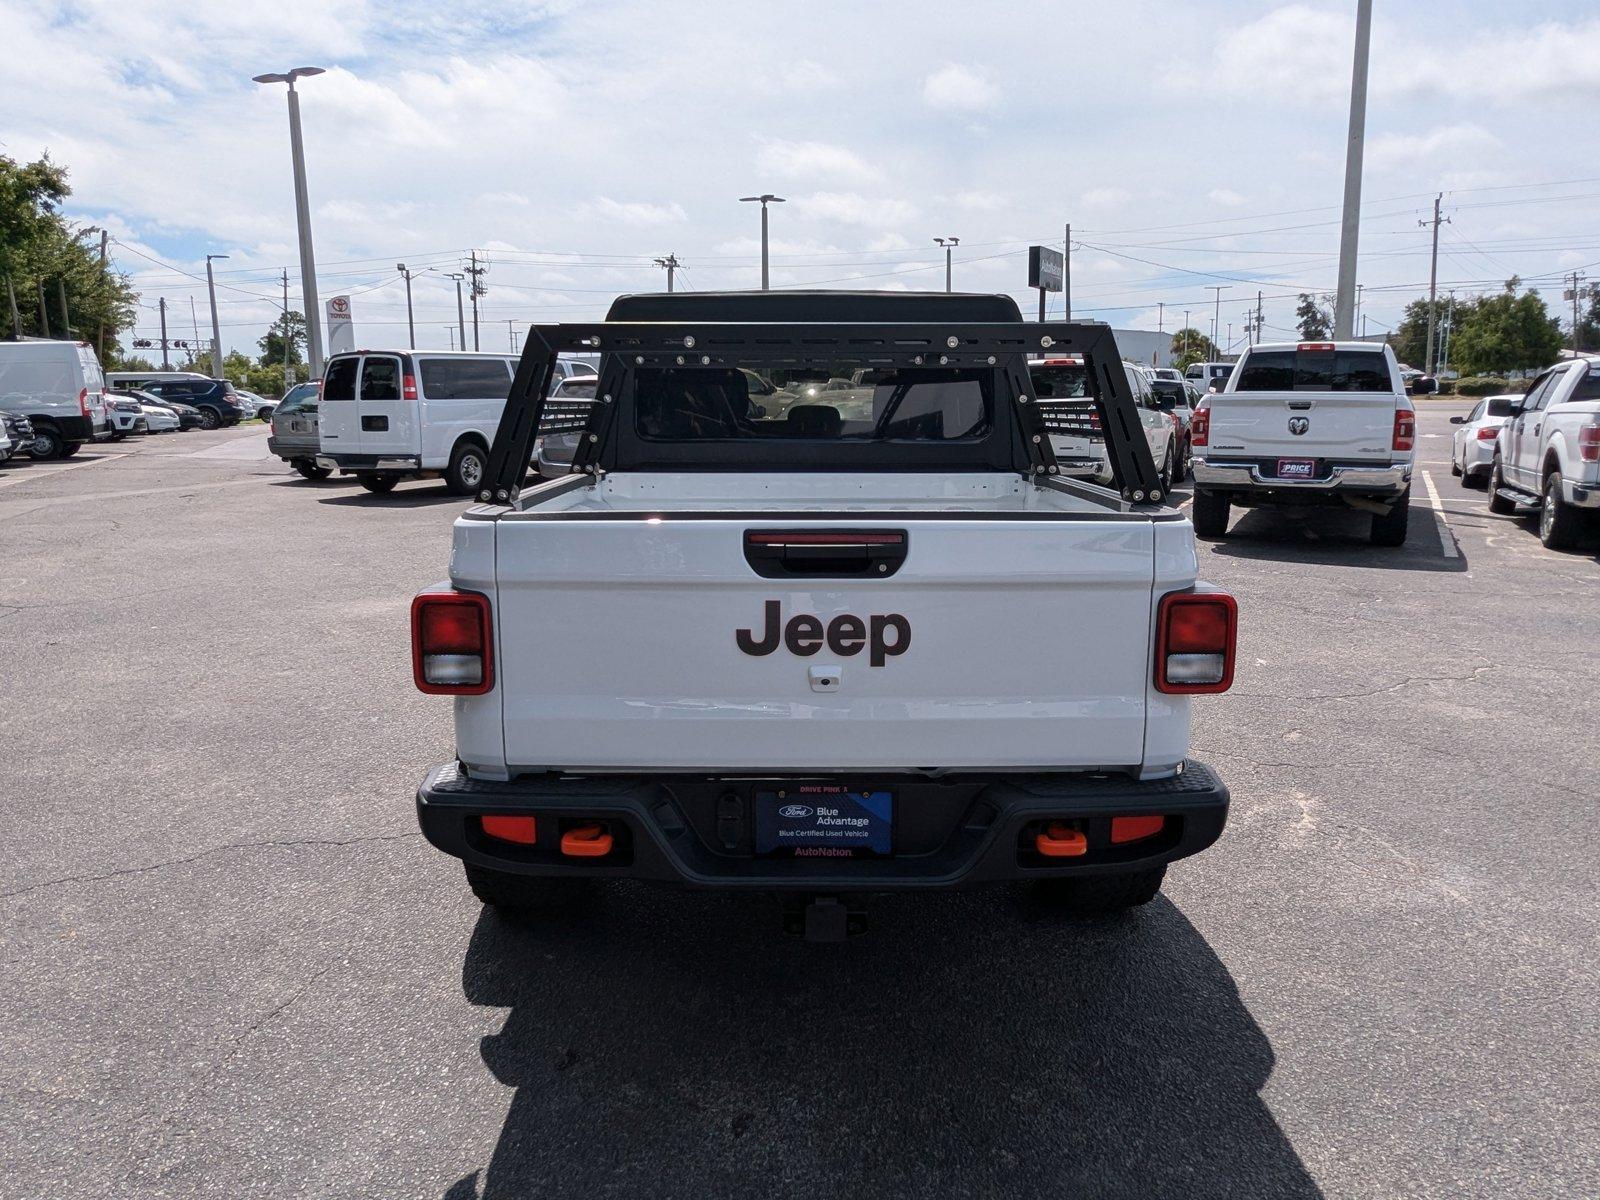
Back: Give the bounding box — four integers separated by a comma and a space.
1569, 286, 1600, 354
1391, 295, 1466, 369
1451, 279, 1564, 376
1170, 328, 1219, 370
258, 310, 306, 369
1295, 293, 1332, 340
0, 152, 137, 352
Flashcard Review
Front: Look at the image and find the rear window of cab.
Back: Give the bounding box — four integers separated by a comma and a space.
1235, 349, 1391, 393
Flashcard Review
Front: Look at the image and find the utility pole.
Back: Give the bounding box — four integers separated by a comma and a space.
36, 280, 51, 337
1440, 288, 1457, 373
1063, 224, 1072, 319
1355, 283, 1364, 335
739, 195, 786, 290
653, 254, 680, 292
205, 253, 228, 374
158, 297, 170, 368
934, 237, 959, 292
96, 229, 109, 361
280, 269, 293, 384
1227, 322, 1233, 354
1183, 309, 1191, 359
1420, 193, 1450, 373
1333, 0, 1372, 339
1157, 301, 1164, 334
190, 296, 202, 365
447, 325, 455, 351
1207, 285, 1228, 356
466, 250, 486, 350
1565, 271, 1589, 354
505, 320, 517, 352
446, 272, 467, 348
396, 262, 416, 348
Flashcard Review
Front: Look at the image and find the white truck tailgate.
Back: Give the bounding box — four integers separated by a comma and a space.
1207, 390, 1397, 460
490, 514, 1157, 772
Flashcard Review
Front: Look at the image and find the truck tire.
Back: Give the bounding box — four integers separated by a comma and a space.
1487, 460, 1516, 514
28, 425, 64, 460
59, 441, 83, 458
1540, 472, 1582, 550
1024, 865, 1166, 916
359, 474, 399, 494
1369, 490, 1411, 547
294, 458, 332, 481
1191, 488, 1230, 539
465, 863, 593, 918
444, 440, 487, 496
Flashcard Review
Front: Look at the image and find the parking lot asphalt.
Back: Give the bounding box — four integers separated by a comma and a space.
2, 408, 1596, 1199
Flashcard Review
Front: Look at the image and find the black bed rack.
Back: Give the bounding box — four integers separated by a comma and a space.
479, 320, 1163, 505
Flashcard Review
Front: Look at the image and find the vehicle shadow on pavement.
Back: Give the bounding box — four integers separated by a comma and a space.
442, 886, 1322, 1200
315, 488, 468, 509
1205, 504, 1466, 572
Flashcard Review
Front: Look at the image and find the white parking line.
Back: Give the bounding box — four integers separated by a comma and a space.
0, 452, 129, 490
1420, 470, 1459, 559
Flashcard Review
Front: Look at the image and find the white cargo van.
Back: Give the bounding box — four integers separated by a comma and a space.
0, 339, 111, 458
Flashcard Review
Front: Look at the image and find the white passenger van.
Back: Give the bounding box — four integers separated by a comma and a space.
0, 339, 111, 458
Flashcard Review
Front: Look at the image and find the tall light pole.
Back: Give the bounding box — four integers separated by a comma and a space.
653, 254, 680, 292
934, 237, 959, 292
205, 253, 228, 374
739, 195, 785, 290
1207, 285, 1229, 356
253, 66, 326, 376
397, 262, 416, 348
1332, 0, 1372, 339
446, 272, 466, 350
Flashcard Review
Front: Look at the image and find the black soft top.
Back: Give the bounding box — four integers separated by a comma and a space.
605, 290, 1024, 324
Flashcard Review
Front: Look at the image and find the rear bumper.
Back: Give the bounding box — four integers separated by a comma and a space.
314, 452, 422, 474
267, 436, 319, 460
415, 760, 1229, 890
1193, 457, 1411, 499
1562, 475, 1600, 508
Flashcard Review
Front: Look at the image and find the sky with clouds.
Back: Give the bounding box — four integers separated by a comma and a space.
6, 0, 1600, 358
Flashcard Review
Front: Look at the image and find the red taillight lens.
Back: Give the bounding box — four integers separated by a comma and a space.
1190, 404, 1210, 447
1155, 591, 1237, 694
402, 374, 418, 401
1392, 407, 1416, 452
1111, 815, 1166, 844
481, 815, 536, 844
1476, 426, 1501, 442
411, 589, 493, 695
1580, 423, 1600, 462
78, 388, 90, 418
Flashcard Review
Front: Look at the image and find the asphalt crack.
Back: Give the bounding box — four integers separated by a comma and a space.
0, 831, 422, 901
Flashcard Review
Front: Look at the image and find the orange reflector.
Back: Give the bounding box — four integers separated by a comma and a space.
481, 815, 537, 845
561, 824, 614, 857
1110, 815, 1166, 844
1035, 823, 1087, 857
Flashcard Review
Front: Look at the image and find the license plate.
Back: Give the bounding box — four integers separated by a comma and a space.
754, 785, 893, 856
1277, 458, 1316, 479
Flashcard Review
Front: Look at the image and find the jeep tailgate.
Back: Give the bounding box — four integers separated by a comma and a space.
488, 511, 1159, 773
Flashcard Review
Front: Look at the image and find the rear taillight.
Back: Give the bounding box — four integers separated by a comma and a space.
403, 374, 418, 401
1580, 423, 1600, 462
411, 589, 493, 695
1392, 407, 1415, 452
1476, 426, 1501, 442
78, 388, 90, 418
1155, 591, 1237, 694
1190, 403, 1210, 448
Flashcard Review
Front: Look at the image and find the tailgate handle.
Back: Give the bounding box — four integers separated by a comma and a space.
744, 529, 908, 579
1285, 400, 1316, 411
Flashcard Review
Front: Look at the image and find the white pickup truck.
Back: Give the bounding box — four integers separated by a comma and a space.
1190, 341, 1416, 545
411, 291, 1235, 939
1485, 356, 1600, 549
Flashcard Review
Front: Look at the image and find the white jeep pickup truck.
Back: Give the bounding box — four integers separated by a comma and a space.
411, 291, 1235, 939
1486, 356, 1600, 549
1190, 341, 1416, 545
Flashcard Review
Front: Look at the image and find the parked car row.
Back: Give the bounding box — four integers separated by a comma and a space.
107, 371, 249, 429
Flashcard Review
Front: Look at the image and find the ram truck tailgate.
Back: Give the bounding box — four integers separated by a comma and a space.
1205, 388, 1399, 461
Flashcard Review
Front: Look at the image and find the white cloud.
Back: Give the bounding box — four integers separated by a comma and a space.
588, 197, 689, 227
1211, 5, 1351, 104
1208, 189, 1247, 208
754, 139, 881, 184
796, 192, 920, 227
953, 189, 1007, 212
921, 63, 998, 113
1079, 187, 1132, 210
1370, 124, 1502, 171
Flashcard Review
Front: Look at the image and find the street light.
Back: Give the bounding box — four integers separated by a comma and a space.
205, 254, 229, 373
397, 263, 416, 348
253, 66, 326, 376
739, 194, 785, 290
933, 237, 960, 292
445, 272, 466, 350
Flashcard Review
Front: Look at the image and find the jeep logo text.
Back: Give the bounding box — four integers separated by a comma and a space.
736, 600, 910, 666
